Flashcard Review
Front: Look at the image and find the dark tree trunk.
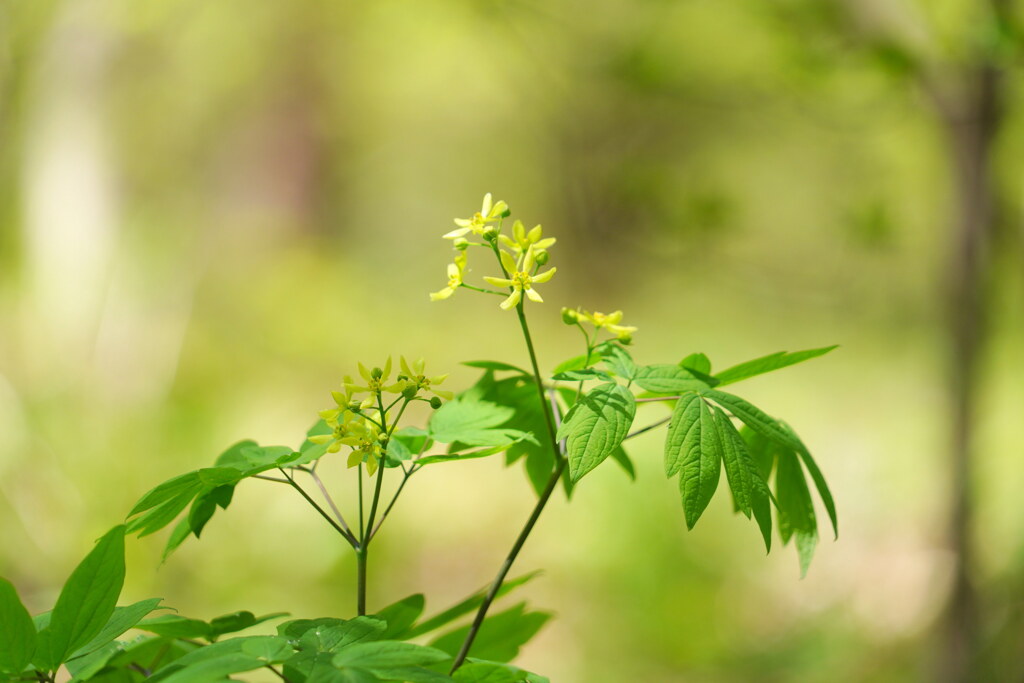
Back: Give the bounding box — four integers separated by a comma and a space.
933, 56, 1003, 683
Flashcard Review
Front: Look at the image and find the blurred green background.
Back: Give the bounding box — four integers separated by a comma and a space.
1, 0, 1023, 681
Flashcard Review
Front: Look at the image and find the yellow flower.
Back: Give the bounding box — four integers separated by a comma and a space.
498, 220, 556, 258
429, 252, 467, 301
444, 193, 509, 239
343, 422, 386, 475
398, 356, 454, 400
345, 358, 404, 395
483, 245, 557, 311
579, 309, 637, 341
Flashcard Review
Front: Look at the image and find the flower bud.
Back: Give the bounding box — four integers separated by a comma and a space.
429, 396, 443, 409
534, 250, 550, 266
371, 367, 384, 380
402, 384, 418, 400
482, 226, 499, 241
561, 307, 579, 325
453, 238, 470, 251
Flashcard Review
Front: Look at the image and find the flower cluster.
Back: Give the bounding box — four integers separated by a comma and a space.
309, 357, 450, 475
562, 307, 638, 343
431, 193, 557, 311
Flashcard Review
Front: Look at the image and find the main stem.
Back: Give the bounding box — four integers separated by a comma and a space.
451, 301, 563, 672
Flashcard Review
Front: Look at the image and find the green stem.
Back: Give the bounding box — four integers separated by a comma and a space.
278, 469, 358, 548
356, 548, 368, 616
451, 294, 564, 672
624, 416, 670, 440
450, 460, 567, 672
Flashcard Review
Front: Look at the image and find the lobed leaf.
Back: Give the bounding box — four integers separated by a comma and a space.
633, 364, 709, 393
664, 395, 722, 529
556, 383, 635, 483
701, 390, 802, 451
429, 603, 550, 664
714, 346, 837, 386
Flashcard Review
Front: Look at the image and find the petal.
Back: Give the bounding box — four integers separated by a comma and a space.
513, 220, 526, 243
483, 276, 513, 287
532, 267, 557, 283
347, 451, 362, 468
430, 286, 455, 301
444, 227, 471, 238
383, 356, 392, 379
499, 249, 517, 275
536, 237, 556, 249
528, 224, 542, 242
498, 234, 516, 249
358, 362, 372, 382
328, 442, 342, 453
481, 193, 493, 215
455, 251, 467, 271
523, 245, 536, 272
491, 200, 508, 217
432, 388, 455, 400
429, 373, 448, 384
525, 287, 544, 303
499, 288, 522, 310
309, 434, 334, 444
607, 311, 624, 324
331, 391, 348, 405
400, 356, 413, 377
366, 454, 379, 477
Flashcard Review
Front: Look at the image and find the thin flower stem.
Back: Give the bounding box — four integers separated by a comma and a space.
460, 283, 505, 296
253, 475, 290, 483
451, 287, 564, 672
369, 463, 418, 541
307, 467, 356, 541
278, 468, 359, 548
624, 416, 671, 440
635, 395, 684, 403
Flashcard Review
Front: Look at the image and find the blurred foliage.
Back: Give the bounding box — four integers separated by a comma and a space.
1, 0, 1023, 681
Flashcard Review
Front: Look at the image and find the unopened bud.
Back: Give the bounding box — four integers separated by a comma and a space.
453, 238, 470, 251
561, 307, 579, 325
534, 251, 550, 266
371, 367, 383, 380
482, 226, 499, 241
402, 385, 418, 400
429, 396, 443, 409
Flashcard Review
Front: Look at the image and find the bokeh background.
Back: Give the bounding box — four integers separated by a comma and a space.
1, 0, 1023, 681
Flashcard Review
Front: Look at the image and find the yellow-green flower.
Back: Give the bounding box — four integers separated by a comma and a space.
579, 309, 637, 341
429, 252, 467, 301
345, 358, 404, 395
309, 389, 364, 453
398, 356, 454, 400
484, 245, 557, 310
444, 193, 508, 239
344, 422, 386, 475
498, 220, 556, 258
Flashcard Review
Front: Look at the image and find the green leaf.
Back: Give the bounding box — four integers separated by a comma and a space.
664, 395, 721, 529
128, 473, 203, 518
557, 383, 635, 482
781, 424, 838, 540
461, 361, 529, 374
66, 640, 123, 681
429, 604, 550, 664
290, 420, 333, 466
551, 368, 613, 382
428, 399, 514, 444
453, 662, 521, 683
713, 408, 772, 551
600, 345, 638, 381
0, 578, 36, 673
187, 485, 235, 539
239, 635, 296, 663
679, 353, 712, 375
776, 452, 818, 577
551, 351, 601, 376
34, 526, 126, 671
68, 598, 165, 660
209, 611, 288, 640
633, 365, 708, 393
609, 446, 635, 480
701, 390, 802, 451
375, 594, 425, 640
137, 614, 212, 640
714, 346, 838, 386
406, 572, 542, 640
148, 639, 266, 683
332, 641, 450, 681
